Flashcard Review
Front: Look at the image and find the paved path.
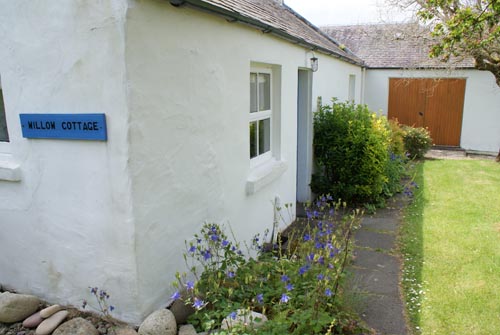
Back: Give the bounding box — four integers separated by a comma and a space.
349, 195, 409, 335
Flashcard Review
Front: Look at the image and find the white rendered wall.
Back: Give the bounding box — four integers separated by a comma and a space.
0, 0, 142, 323
0, 0, 363, 323
364, 68, 500, 153
312, 58, 363, 111
125, 0, 362, 318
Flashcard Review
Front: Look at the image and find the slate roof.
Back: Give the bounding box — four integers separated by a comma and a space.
322, 23, 475, 69
182, 0, 363, 65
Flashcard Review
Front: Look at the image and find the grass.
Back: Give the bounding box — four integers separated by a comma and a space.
400, 158, 500, 335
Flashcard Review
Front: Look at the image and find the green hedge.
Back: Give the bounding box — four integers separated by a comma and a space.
311, 100, 406, 205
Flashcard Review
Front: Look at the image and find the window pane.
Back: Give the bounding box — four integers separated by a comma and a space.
0, 89, 9, 142
249, 121, 257, 158
258, 73, 270, 111
250, 73, 258, 113
258, 118, 270, 155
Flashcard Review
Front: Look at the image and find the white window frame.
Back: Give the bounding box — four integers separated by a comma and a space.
249, 68, 273, 167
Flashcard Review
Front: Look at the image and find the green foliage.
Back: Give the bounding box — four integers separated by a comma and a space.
312, 100, 406, 205
171, 199, 367, 335
415, 0, 500, 86
402, 126, 432, 159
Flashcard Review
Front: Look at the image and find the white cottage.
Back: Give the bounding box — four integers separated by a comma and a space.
325, 23, 500, 153
0, 0, 363, 323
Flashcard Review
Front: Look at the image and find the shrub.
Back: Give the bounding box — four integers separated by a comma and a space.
403, 126, 432, 159
170, 199, 366, 334
311, 100, 391, 205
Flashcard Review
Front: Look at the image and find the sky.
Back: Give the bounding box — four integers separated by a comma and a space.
284, 0, 413, 27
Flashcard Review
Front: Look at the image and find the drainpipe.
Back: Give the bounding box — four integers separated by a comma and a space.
360, 67, 366, 105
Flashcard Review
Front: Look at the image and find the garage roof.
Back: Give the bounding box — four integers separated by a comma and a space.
323, 23, 475, 69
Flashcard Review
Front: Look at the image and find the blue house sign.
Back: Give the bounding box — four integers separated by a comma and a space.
20, 114, 107, 141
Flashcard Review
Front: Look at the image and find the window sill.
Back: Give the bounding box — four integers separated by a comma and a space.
0, 156, 21, 181
246, 159, 287, 195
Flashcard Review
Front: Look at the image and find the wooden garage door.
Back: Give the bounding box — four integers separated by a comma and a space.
388, 78, 466, 147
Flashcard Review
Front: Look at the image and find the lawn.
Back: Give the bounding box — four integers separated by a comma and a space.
400, 158, 500, 335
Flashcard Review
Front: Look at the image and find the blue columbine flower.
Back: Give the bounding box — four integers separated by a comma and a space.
186, 281, 195, 290
281, 274, 290, 282
325, 288, 333, 297
256, 293, 264, 304
193, 298, 205, 310
286, 283, 294, 291
170, 291, 181, 301
280, 293, 290, 303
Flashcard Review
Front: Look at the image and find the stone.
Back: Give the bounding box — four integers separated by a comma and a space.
0, 292, 40, 323
22, 311, 44, 328
52, 317, 99, 335
113, 327, 139, 335
220, 309, 268, 330
138, 309, 176, 335
178, 324, 197, 335
39, 305, 63, 319
35, 310, 68, 335
168, 299, 195, 324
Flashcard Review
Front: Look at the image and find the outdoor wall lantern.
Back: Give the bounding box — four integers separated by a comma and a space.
310, 56, 318, 72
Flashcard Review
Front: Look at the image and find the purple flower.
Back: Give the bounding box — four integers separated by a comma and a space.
318, 256, 325, 265
222, 240, 229, 247
256, 293, 264, 304
202, 249, 212, 260
325, 288, 333, 297
170, 291, 181, 301
90, 287, 98, 294
197, 238, 202, 244
281, 274, 290, 282
193, 298, 205, 310
211, 234, 219, 241
299, 265, 309, 275
186, 281, 195, 290
280, 293, 290, 303
317, 273, 324, 280
229, 311, 237, 320
315, 241, 324, 249
227, 271, 235, 278
188, 245, 196, 253
303, 234, 311, 241
307, 253, 315, 262
109, 305, 115, 312
82, 300, 87, 309
286, 283, 294, 291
